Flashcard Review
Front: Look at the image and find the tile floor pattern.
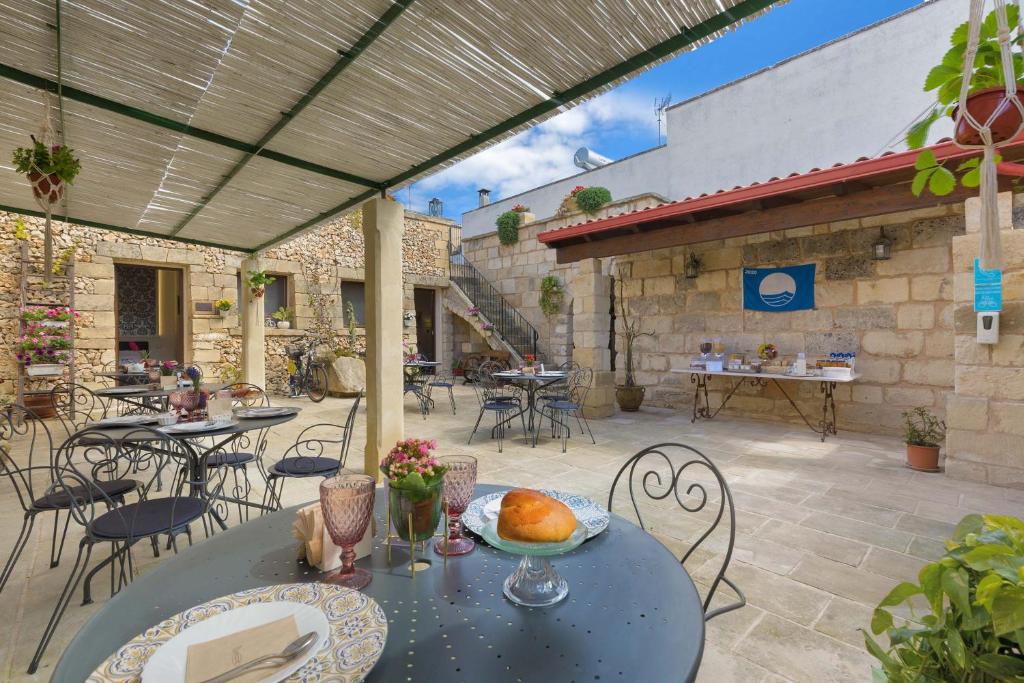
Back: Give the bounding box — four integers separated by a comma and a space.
2, 386, 1022, 682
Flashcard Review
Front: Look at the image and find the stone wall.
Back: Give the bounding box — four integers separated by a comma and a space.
1, 209, 452, 397
945, 193, 1024, 487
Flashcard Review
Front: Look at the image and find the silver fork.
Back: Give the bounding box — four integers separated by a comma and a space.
199, 631, 318, 683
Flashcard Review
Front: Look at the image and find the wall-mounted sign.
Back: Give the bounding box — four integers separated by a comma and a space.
742, 264, 816, 312
974, 258, 1002, 312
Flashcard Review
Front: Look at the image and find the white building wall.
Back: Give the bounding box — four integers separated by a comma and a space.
460, 0, 963, 238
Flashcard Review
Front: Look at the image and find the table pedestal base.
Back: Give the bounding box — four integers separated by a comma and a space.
503, 555, 569, 607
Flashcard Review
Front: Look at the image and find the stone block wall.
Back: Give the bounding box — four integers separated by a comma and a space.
1, 209, 451, 397
944, 194, 1024, 487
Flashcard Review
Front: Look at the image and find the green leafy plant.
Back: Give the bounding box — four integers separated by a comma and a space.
864, 514, 1024, 682
539, 275, 564, 316
213, 298, 232, 312
246, 270, 276, 295
902, 406, 946, 447
219, 364, 243, 384
573, 186, 612, 213
11, 138, 82, 184
346, 300, 359, 351
496, 210, 522, 245
271, 306, 293, 322
909, 6, 1022, 196
12, 217, 29, 240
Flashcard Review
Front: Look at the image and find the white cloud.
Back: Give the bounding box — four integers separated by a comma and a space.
410, 89, 658, 203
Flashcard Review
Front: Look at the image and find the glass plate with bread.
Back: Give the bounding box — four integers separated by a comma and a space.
463, 488, 609, 540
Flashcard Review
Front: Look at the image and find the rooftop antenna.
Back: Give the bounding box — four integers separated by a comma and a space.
655, 94, 671, 145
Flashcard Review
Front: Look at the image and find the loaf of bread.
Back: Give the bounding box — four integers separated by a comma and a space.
497, 489, 577, 543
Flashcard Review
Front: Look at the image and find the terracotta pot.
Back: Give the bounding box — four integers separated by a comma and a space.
23, 392, 57, 419
28, 171, 65, 204
906, 444, 941, 472
953, 87, 1024, 146
615, 385, 646, 412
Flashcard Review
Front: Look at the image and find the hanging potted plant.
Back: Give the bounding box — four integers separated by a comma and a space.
902, 406, 946, 472
615, 268, 654, 412
246, 270, 276, 298
909, 6, 1024, 197
380, 439, 449, 541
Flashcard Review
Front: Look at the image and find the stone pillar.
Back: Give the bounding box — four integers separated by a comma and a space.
240, 256, 265, 388
571, 258, 615, 418
946, 192, 1024, 487
363, 198, 405, 478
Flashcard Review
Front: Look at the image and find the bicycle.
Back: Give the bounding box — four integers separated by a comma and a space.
286, 341, 329, 402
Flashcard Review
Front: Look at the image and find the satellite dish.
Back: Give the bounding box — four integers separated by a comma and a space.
573, 147, 613, 171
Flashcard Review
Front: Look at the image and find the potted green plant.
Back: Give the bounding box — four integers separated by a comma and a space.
910, 6, 1023, 197
271, 306, 293, 329
573, 186, 612, 214
903, 406, 946, 472
11, 137, 82, 205
213, 298, 232, 317
864, 514, 1024, 681
615, 269, 654, 412
380, 438, 449, 541
246, 270, 276, 298
496, 210, 522, 246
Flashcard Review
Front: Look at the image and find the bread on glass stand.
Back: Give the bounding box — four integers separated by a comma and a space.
497, 489, 576, 543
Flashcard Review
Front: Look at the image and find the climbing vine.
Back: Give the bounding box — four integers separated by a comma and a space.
539, 275, 564, 316
495, 210, 521, 245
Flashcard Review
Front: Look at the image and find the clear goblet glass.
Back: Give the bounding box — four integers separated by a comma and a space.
319, 474, 375, 589
434, 455, 477, 556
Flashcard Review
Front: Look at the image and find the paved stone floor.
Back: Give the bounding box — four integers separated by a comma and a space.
2, 386, 1021, 681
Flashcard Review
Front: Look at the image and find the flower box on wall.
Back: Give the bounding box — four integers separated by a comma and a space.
27, 363, 65, 377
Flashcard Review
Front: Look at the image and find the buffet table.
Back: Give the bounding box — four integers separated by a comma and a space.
671, 368, 858, 441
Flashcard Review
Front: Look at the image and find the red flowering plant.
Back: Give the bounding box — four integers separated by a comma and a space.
21, 305, 78, 323
512, 203, 530, 213
569, 185, 586, 197
524, 353, 537, 367
380, 438, 448, 500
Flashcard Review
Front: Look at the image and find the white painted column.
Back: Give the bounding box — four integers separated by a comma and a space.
241, 256, 266, 388
362, 198, 405, 478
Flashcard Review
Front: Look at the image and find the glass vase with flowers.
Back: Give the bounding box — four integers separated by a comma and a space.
380, 438, 448, 542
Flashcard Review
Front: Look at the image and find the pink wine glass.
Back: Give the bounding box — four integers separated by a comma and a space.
435, 455, 477, 556
320, 474, 375, 589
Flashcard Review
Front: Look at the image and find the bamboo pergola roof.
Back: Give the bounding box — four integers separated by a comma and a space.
0, 0, 782, 253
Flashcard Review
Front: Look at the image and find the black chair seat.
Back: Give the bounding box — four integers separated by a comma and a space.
432, 381, 454, 388
33, 479, 138, 510
206, 452, 255, 467
89, 497, 205, 540
483, 401, 518, 411
270, 457, 338, 477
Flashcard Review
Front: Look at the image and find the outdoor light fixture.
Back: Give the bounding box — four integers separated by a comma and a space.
684, 252, 702, 279
428, 197, 443, 217
872, 228, 893, 260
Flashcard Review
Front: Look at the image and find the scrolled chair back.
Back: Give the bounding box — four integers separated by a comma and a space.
475, 360, 510, 401
567, 366, 594, 405
0, 404, 56, 513
277, 392, 362, 474
222, 383, 270, 408
607, 442, 745, 621
49, 381, 109, 439
52, 425, 205, 543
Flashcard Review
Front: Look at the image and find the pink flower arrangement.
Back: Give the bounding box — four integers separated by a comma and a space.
380, 438, 448, 491
467, 306, 480, 316
21, 305, 78, 322
569, 185, 587, 197
481, 321, 494, 331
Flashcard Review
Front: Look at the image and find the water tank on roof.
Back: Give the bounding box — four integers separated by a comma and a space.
573, 147, 613, 171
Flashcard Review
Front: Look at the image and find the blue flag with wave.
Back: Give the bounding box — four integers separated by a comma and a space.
743, 264, 815, 312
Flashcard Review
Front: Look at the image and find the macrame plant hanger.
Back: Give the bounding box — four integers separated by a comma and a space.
28, 93, 65, 281
955, 0, 1024, 271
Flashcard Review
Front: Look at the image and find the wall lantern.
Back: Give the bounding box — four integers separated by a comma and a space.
684, 252, 702, 279
872, 228, 893, 260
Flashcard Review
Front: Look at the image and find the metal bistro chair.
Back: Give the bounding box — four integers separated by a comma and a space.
534, 366, 596, 452
404, 357, 432, 419
203, 383, 271, 523
261, 393, 362, 511
0, 405, 139, 583
29, 426, 215, 673
50, 381, 110, 442
607, 443, 745, 622
468, 365, 526, 453
425, 369, 457, 415
534, 359, 579, 411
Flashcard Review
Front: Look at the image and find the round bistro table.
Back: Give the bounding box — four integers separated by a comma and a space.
53, 484, 705, 682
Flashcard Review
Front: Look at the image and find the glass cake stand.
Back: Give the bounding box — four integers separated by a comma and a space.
480, 518, 587, 607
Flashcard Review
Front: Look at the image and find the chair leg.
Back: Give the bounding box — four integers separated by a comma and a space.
467, 407, 485, 445
50, 509, 73, 568
448, 387, 456, 414
578, 410, 597, 445
81, 543, 122, 606
0, 513, 34, 594
28, 541, 93, 674
495, 411, 503, 453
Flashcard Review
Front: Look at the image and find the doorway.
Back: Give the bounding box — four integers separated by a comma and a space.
114, 264, 185, 364
414, 288, 437, 361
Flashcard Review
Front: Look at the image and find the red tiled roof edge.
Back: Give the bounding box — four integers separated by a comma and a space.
537, 136, 1019, 245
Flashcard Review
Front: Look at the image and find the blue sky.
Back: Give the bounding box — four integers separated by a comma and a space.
401, 0, 922, 222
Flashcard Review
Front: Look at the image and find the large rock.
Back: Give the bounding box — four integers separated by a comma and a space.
328, 356, 365, 396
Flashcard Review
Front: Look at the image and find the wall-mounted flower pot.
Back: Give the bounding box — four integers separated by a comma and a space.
615, 385, 645, 412
218, 309, 229, 318
953, 87, 1024, 146
27, 363, 65, 377
906, 444, 941, 472
41, 320, 69, 329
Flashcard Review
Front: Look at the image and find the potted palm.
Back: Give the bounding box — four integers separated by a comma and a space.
615, 269, 654, 412
903, 406, 946, 472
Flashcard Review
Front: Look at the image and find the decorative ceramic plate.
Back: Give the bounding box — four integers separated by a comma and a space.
463, 489, 609, 540
98, 386, 149, 395
480, 518, 587, 557
159, 420, 232, 434
87, 583, 388, 683
96, 414, 161, 427
141, 601, 329, 682
234, 406, 300, 419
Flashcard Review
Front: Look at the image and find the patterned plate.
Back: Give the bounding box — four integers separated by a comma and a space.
463, 489, 609, 540
87, 583, 388, 683
234, 406, 301, 419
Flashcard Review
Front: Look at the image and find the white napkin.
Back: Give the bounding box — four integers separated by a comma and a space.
482, 498, 503, 522
292, 503, 374, 571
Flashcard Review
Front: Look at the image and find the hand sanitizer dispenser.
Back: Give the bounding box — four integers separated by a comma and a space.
977, 312, 999, 345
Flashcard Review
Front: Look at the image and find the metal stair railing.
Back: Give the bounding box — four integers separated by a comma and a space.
448, 239, 538, 360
